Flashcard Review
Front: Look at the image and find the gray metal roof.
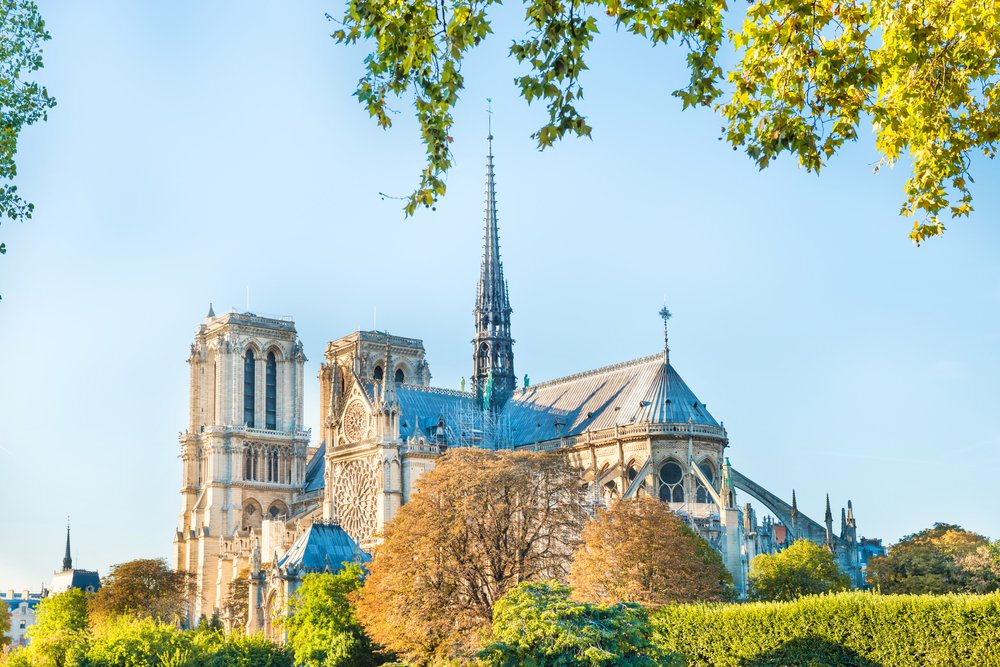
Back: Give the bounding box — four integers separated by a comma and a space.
503, 354, 719, 445
398, 385, 475, 440
275, 522, 369, 574
303, 442, 326, 493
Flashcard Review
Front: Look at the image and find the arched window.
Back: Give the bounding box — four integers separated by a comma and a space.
658, 460, 684, 503
265, 351, 277, 430
243, 350, 256, 427
696, 460, 716, 504
395, 368, 405, 384
269, 505, 280, 519
373, 365, 384, 382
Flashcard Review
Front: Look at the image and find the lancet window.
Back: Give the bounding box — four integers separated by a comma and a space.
243, 350, 256, 427
695, 460, 716, 504
395, 368, 405, 384
265, 351, 277, 429
658, 460, 684, 503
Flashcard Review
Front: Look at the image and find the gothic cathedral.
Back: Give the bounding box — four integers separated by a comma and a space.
174, 135, 868, 631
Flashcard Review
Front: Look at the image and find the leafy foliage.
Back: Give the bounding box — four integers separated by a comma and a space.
89, 559, 195, 625
3, 607, 291, 667
651, 590, 1000, 666
747, 539, 850, 601
223, 575, 250, 632
0, 596, 10, 649
330, 0, 999, 241
353, 448, 586, 666
479, 580, 662, 667
23, 589, 91, 667
569, 496, 732, 607
284, 566, 388, 667
866, 522, 997, 594
0, 0, 56, 298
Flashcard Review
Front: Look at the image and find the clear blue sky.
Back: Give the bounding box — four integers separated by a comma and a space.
1, 1, 998, 591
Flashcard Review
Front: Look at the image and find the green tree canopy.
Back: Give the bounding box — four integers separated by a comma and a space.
0, 0, 56, 298
88, 558, 194, 625
23, 588, 91, 667
283, 565, 387, 667
748, 539, 850, 601
330, 0, 999, 242
569, 496, 732, 607
866, 522, 997, 594
0, 594, 10, 650
479, 580, 661, 667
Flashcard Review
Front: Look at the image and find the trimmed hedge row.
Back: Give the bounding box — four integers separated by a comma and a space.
651, 591, 1000, 666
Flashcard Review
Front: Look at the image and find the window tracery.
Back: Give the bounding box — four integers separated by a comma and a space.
696, 460, 716, 504
658, 460, 684, 503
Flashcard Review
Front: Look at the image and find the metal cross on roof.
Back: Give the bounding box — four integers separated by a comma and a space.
659, 305, 671, 364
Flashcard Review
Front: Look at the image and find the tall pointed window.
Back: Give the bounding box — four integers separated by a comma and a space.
394, 368, 405, 384
265, 351, 277, 429
243, 350, 256, 427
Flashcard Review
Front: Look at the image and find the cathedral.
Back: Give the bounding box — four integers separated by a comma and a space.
173, 133, 868, 631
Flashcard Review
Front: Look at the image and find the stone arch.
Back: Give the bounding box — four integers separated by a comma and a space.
267, 500, 288, 519
242, 498, 263, 531
373, 365, 384, 382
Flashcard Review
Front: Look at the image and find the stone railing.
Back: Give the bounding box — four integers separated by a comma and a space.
517, 421, 728, 451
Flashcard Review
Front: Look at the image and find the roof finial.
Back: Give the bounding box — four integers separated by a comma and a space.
658, 305, 671, 365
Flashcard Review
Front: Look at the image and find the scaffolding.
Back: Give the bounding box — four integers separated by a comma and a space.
443, 401, 513, 450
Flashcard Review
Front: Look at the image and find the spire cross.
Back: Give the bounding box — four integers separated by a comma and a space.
658, 305, 671, 364
487, 98, 493, 141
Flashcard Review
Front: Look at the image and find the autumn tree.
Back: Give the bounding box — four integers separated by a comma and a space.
88, 559, 194, 625
284, 566, 387, 667
866, 522, 996, 594
330, 0, 999, 242
748, 539, 850, 601
0, 0, 56, 299
479, 581, 661, 667
569, 496, 733, 606
354, 448, 586, 666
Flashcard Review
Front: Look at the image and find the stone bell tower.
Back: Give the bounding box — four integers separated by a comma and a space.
174, 306, 310, 620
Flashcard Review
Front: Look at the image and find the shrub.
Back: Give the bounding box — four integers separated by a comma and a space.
651, 591, 1000, 666
479, 581, 662, 667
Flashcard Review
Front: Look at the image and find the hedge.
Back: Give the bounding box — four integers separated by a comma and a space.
651, 591, 1000, 666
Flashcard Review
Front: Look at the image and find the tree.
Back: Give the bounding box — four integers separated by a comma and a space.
223, 574, 250, 632
479, 580, 661, 667
283, 566, 387, 667
88, 559, 194, 625
330, 0, 999, 242
0, 596, 10, 650
569, 496, 732, 607
748, 539, 850, 601
353, 448, 586, 666
866, 522, 994, 594
24, 589, 91, 667
0, 0, 56, 299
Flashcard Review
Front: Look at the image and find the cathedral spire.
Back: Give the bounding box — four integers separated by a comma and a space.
63, 518, 72, 571
473, 115, 515, 411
